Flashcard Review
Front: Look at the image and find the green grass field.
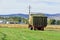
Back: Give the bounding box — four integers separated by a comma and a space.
0, 28, 60, 40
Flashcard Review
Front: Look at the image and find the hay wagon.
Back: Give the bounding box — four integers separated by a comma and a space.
29, 13, 47, 30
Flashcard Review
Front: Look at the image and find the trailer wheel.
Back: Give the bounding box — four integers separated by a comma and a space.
29, 27, 33, 30
29, 25, 33, 30
41, 27, 44, 31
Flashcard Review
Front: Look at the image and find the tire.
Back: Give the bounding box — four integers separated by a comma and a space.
41, 27, 44, 31
29, 25, 33, 30
29, 27, 33, 30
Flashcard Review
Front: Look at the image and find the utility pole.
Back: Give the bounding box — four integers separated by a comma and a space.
29, 5, 31, 24
29, 5, 31, 18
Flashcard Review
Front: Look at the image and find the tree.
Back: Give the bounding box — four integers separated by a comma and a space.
56, 20, 60, 25
48, 19, 56, 25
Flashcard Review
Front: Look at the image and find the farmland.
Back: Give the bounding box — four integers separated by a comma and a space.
0, 24, 60, 28
0, 25, 60, 40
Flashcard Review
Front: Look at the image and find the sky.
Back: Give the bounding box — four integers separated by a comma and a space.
0, 0, 60, 15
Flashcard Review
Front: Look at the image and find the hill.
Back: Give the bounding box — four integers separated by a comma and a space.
45, 14, 60, 20
0, 13, 60, 20
0, 14, 29, 18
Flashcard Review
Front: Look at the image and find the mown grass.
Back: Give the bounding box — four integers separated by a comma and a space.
0, 28, 60, 40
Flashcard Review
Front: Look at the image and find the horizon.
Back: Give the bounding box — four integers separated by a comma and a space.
0, 13, 60, 15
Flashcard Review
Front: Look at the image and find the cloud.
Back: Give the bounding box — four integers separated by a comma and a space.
43, 0, 60, 3
0, 0, 60, 14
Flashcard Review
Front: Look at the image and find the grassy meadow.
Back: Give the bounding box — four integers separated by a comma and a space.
0, 24, 60, 40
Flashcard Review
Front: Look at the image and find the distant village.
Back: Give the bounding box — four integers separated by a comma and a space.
0, 13, 60, 25
0, 16, 28, 24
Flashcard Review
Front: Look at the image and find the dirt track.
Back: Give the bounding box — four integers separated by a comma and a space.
0, 24, 60, 29
45, 25, 60, 30
0, 24, 28, 28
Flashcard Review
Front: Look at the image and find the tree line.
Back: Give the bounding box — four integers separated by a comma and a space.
0, 16, 28, 24
48, 19, 60, 25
